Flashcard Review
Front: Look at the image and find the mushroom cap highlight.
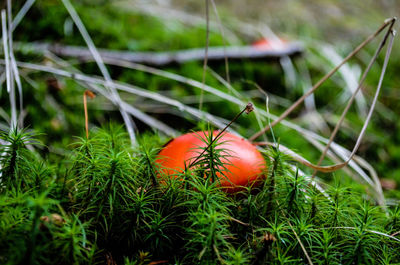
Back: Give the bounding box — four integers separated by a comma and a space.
156, 131, 266, 192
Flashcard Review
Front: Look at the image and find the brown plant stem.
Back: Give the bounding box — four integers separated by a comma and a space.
249, 17, 396, 142
188, 103, 253, 168
311, 19, 396, 179
83, 90, 95, 139
275, 200, 314, 265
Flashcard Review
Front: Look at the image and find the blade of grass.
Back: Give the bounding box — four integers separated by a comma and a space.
81, 79, 179, 137
6, 58, 378, 187
311, 22, 395, 179
253, 29, 395, 204
7, 0, 23, 127
6, 60, 238, 136
3, 57, 383, 198
208, 69, 269, 142
0, 0, 36, 43
254, 138, 382, 204
199, 0, 210, 111
210, 0, 230, 84
61, 0, 137, 145
12, 0, 36, 32
87, 58, 244, 106
44, 51, 179, 137
316, 43, 367, 116
1, 9, 16, 128
345, 29, 394, 169
275, 199, 314, 265
249, 17, 396, 142
305, 136, 373, 186
315, 227, 400, 243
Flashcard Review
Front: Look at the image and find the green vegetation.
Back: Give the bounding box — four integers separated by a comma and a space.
1, 0, 400, 263
1, 127, 399, 264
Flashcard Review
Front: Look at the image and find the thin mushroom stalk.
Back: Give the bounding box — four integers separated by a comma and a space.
83, 90, 96, 139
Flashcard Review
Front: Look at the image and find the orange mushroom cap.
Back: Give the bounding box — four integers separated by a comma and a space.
252, 37, 288, 51
155, 131, 267, 192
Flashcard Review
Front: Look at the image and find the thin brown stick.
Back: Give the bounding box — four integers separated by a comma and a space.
391, 230, 400, 237
83, 92, 88, 138
287, 219, 314, 265
83, 90, 95, 138
275, 200, 314, 265
228, 216, 250, 226
188, 103, 253, 168
253, 28, 395, 174
254, 141, 346, 173
311, 19, 396, 179
249, 17, 396, 142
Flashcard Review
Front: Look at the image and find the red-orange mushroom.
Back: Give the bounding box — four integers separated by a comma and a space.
155, 131, 266, 192
252, 37, 288, 51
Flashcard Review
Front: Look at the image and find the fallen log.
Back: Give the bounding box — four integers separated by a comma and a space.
15, 41, 303, 66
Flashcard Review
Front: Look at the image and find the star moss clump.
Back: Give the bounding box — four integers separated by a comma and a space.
0, 126, 399, 264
